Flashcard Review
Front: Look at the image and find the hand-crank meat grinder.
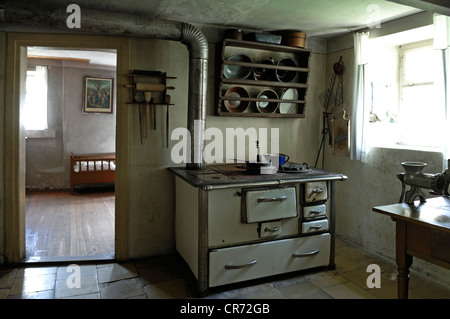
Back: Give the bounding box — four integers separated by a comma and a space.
397, 160, 450, 204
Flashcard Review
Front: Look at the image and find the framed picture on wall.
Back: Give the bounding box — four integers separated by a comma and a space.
83, 76, 114, 114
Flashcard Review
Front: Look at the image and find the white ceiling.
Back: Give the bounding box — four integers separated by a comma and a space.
35, 0, 444, 37
155, 0, 421, 37
23, 0, 450, 64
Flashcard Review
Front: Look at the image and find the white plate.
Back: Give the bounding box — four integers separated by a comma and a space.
279, 89, 298, 114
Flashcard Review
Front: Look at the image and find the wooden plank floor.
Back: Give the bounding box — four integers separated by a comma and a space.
25, 189, 115, 262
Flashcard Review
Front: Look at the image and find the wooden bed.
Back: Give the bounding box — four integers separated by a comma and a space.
70, 152, 116, 194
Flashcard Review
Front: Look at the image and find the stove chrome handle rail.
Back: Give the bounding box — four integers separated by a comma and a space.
225, 259, 257, 270
257, 195, 287, 203
292, 249, 320, 258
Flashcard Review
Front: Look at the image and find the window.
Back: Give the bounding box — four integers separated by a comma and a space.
366, 37, 445, 150
23, 65, 48, 131
398, 41, 444, 148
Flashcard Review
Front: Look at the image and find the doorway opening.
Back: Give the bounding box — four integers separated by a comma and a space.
23, 47, 117, 263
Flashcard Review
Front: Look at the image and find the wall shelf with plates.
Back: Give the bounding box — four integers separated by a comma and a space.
215, 38, 311, 118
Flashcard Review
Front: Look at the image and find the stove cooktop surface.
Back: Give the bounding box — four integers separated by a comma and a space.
168, 162, 347, 187
279, 162, 311, 173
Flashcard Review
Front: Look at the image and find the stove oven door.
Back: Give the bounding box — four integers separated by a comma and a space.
244, 187, 297, 223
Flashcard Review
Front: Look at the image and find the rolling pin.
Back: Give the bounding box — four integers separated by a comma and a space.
124, 83, 174, 92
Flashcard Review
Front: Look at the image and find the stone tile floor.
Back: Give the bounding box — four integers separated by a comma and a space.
1, 236, 450, 299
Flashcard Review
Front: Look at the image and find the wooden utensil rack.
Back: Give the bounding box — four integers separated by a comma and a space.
125, 71, 176, 146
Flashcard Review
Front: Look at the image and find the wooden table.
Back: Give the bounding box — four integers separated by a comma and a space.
373, 197, 450, 299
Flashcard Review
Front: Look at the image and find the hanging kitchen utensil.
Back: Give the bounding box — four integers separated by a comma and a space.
153, 102, 156, 130
125, 71, 177, 145
165, 94, 171, 148
144, 92, 152, 138
315, 56, 349, 166
331, 112, 350, 156
138, 104, 143, 144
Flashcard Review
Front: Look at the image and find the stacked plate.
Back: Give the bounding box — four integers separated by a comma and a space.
279, 88, 298, 114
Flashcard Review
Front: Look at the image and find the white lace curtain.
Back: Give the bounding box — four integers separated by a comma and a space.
350, 31, 370, 161
433, 14, 450, 170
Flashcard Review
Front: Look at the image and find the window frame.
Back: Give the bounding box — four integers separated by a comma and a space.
366, 38, 444, 151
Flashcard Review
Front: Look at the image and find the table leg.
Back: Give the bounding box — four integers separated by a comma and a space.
396, 219, 413, 299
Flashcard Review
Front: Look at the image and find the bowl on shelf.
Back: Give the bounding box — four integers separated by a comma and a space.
223, 86, 250, 113
276, 56, 298, 83
253, 58, 275, 81
256, 89, 279, 113
223, 53, 253, 79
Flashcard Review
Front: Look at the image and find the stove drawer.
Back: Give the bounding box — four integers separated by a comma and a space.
244, 187, 297, 223
303, 204, 327, 219
302, 219, 329, 234
304, 182, 328, 203
259, 221, 282, 238
209, 234, 330, 287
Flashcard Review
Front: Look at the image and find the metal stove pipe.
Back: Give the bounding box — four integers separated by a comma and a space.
181, 23, 208, 169
0, 1, 207, 169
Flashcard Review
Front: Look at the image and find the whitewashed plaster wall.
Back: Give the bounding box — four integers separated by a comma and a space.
324, 47, 450, 286
127, 38, 189, 258
126, 36, 326, 258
